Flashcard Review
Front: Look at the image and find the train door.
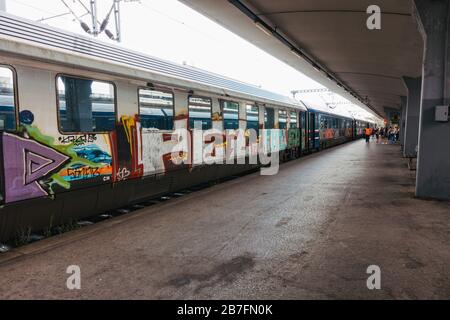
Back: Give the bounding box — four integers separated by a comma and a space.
264, 107, 275, 154
308, 112, 320, 150
300, 111, 307, 154
287, 110, 299, 158
308, 112, 313, 150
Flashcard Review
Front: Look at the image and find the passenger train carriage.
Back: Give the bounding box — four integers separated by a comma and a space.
0, 12, 374, 242
302, 101, 365, 150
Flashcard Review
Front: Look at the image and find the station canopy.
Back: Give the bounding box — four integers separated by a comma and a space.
180, 0, 423, 119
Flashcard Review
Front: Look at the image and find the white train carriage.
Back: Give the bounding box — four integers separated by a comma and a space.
0, 12, 310, 241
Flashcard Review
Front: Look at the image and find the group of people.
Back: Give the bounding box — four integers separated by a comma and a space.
364, 125, 400, 144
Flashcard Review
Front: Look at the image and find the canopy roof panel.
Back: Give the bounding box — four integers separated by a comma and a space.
180, 0, 424, 118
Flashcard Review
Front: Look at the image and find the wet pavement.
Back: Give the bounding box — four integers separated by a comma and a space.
1, 139, 449, 299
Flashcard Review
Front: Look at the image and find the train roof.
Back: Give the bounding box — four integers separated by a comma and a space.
0, 12, 306, 111
300, 98, 378, 123
300, 100, 353, 119
352, 113, 377, 123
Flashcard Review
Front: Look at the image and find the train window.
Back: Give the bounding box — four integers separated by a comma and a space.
264, 107, 274, 129
0, 66, 16, 131
278, 110, 287, 129
139, 88, 174, 130
246, 104, 259, 133
57, 75, 115, 133
324, 117, 328, 129
289, 111, 298, 129
300, 112, 306, 128
188, 96, 212, 130
222, 100, 239, 130
333, 118, 338, 129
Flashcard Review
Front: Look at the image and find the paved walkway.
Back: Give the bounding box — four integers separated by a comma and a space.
1, 139, 449, 299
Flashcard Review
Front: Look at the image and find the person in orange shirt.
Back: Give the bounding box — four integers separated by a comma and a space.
364, 125, 372, 143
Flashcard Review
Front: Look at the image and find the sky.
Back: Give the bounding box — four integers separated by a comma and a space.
3, 0, 377, 120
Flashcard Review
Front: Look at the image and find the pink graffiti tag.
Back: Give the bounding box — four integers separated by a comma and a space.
2, 133, 70, 203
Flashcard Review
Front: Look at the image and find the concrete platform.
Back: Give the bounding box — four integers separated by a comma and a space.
0, 140, 449, 299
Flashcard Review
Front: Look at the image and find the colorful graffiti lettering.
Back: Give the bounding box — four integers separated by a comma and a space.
161, 124, 190, 171
287, 129, 300, 148
110, 115, 143, 182
58, 134, 97, 146
2, 132, 70, 203
59, 143, 112, 183
72, 145, 112, 164
211, 112, 222, 121
1, 121, 113, 203
60, 165, 111, 182
116, 167, 131, 181
66, 167, 101, 180
323, 128, 335, 139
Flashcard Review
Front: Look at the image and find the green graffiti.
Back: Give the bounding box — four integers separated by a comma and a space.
19, 124, 105, 194
49, 174, 70, 191
287, 129, 300, 148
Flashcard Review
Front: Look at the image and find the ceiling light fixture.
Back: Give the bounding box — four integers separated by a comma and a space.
291, 49, 303, 59
254, 21, 272, 37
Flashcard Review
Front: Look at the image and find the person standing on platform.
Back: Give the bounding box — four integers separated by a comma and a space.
375, 127, 380, 143
389, 127, 395, 144
364, 124, 372, 143
385, 126, 390, 144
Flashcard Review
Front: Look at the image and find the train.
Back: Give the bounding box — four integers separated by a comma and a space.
0, 12, 375, 242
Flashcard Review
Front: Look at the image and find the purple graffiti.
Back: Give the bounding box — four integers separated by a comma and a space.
2, 133, 70, 203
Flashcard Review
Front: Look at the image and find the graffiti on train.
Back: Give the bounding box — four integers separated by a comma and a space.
1, 111, 113, 203
58, 134, 97, 146
2, 132, 70, 203
116, 167, 131, 181
110, 115, 143, 182
66, 167, 101, 180
58, 143, 112, 183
